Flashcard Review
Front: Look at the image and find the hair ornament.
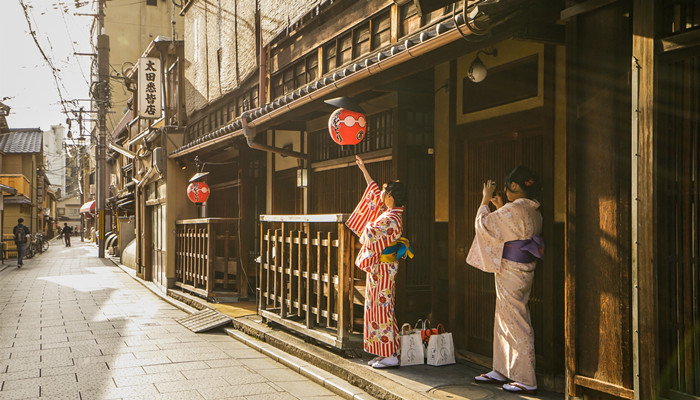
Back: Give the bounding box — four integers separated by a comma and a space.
524, 178, 535, 187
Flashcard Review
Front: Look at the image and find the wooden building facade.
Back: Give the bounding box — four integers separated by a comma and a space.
161, 0, 699, 398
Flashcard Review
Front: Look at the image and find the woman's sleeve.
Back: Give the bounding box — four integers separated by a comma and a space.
474, 204, 508, 241
345, 180, 383, 237
466, 204, 513, 273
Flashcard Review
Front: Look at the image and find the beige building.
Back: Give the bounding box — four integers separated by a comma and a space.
98, 0, 185, 132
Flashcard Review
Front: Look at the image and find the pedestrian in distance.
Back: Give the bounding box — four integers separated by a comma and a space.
346, 155, 410, 370
62, 223, 73, 247
13, 218, 30, 268
467, 166, 544, 395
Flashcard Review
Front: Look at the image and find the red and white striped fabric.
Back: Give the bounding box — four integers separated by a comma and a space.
346, 180, 404, 357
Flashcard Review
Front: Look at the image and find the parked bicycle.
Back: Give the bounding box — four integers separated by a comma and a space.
25, 233, 49, 259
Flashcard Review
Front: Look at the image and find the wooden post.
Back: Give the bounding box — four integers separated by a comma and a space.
305, 222, 312, 328
206, 221, 214, 296
224, 227, 230, 291
326, 231, 333, 329
316, 231, 322, 325
297, 229, 303, 318
337, 222, 350, 345
632, 1, 659, 398
280, 223, 287, 318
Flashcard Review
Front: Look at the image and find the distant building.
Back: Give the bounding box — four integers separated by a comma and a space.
43, 124, 66, 198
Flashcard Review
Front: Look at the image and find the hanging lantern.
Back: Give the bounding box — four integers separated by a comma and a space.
328, 108, 366, 145
187, 181, 210, 203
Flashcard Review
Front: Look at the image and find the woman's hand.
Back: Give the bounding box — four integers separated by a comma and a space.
355, 155, 366, 170
356, 155, 372, 184
490, 192, 504, 209
480, 180, 496, 207
482, 180, 496, 198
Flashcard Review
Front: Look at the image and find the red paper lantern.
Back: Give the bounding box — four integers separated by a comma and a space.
187, 182, 210, 203
328, 108, 366, 145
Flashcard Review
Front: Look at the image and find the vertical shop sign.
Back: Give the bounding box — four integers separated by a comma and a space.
138, 57, 162, 119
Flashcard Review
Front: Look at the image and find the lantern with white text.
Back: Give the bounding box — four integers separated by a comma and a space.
328, 108, 366, 145
187, 181, 210, 203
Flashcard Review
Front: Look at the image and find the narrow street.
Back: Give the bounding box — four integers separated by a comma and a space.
0, 240, 348, 400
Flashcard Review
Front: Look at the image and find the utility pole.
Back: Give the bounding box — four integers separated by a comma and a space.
96, 0, 109, 258
77, 108, 85, 242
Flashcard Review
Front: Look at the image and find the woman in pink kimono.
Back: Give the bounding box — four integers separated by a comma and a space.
346, 155, 408, 369
467, 166, 543, 395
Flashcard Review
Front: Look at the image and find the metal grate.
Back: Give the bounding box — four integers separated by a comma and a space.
176, 308, 232, 333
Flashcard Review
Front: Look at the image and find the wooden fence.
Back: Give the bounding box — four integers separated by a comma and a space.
175, 218, 249, 300
259, 214, 362, 350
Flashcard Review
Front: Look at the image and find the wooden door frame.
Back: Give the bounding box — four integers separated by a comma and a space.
448, 45, 559, 379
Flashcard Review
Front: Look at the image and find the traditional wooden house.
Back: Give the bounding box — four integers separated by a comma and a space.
116, 37, 191, 289
163, 0, 698, 398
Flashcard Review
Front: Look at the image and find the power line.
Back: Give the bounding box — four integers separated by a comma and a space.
17, 0, 72, 121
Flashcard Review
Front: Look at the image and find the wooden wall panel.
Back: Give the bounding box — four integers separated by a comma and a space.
566, 2, 633, 396
657, 53, 700, 398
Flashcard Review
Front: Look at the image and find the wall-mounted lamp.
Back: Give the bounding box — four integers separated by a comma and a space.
468, 47, 498, 83
177, 160, 187, 170
296, 168, 308, 188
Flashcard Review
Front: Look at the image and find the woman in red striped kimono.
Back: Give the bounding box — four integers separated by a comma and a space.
346, 155, 407, 369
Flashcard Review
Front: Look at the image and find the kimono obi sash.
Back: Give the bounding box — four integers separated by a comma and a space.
502, 235, 544, 264
380, 237, 414, 263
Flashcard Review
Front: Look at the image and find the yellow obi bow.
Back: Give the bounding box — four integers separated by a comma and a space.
380, 237, 414, 263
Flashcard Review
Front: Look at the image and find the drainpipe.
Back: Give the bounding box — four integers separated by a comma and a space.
135, 165, 156, 275
241, 110, 307, 159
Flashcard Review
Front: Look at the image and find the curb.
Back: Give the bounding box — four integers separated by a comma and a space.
108, 258, 380, 400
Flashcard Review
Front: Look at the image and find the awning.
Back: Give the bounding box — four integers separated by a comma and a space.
80, 200, 96, 214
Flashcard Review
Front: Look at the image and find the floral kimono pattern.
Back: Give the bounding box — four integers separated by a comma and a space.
466, 198, 542, 387
346, 181, 403, 357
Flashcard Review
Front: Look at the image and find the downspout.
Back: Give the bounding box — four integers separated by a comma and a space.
135, 165, 156, 275
241, 110, 307, 159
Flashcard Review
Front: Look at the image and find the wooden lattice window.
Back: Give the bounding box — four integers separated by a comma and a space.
662, 0, 700, 34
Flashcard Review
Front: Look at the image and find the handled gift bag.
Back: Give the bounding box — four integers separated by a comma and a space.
399, 323, 424, 366
413, 319, 429, 359
426, 324, 456, 366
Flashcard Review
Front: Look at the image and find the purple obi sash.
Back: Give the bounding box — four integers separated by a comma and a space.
502, 235, 544, 264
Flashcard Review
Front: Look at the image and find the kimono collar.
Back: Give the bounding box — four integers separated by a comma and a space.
387, 206, 404, 214
512, 198, 540, 209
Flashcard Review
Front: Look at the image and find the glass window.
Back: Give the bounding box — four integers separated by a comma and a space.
338, 33, 352, 66
283, 68, 295, 94
323, 43, 337, 73
353, 23, 370, 59
294, 61, 306, 88
371, 12, 391, 50
306, 54, 318, 82
400, 3, 420, 37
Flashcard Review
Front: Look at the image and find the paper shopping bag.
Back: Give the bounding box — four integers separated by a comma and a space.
399, 323, 424, 366
426, 324, 456, 366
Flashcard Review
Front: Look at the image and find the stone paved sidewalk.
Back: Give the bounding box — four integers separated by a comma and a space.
0, 241, 354, 400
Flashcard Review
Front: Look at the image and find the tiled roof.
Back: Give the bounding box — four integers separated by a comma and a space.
0, 129, 43, 153
171, 13, 465, 156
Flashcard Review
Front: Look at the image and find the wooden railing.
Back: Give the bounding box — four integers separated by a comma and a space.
259, 214, 363, 350
0, 174, 31, 198
175, 218, 249, 300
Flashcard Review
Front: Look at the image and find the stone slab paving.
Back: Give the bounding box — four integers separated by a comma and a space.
0, 242, 350, 400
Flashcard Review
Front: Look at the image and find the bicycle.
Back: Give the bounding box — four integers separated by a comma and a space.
25, 235, 37, 259
36, 233, 50, 253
